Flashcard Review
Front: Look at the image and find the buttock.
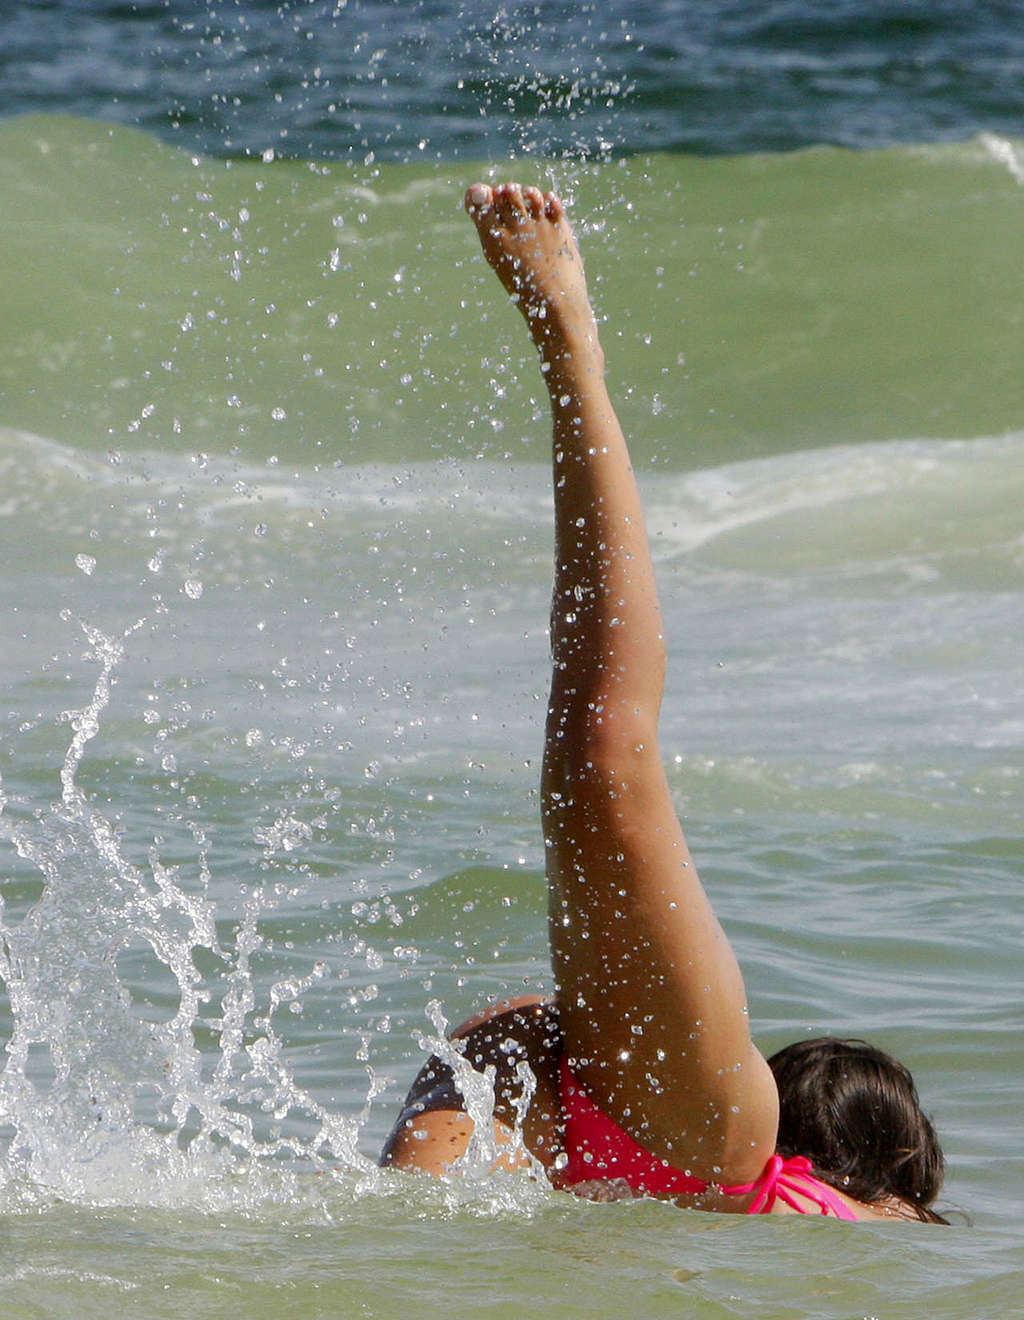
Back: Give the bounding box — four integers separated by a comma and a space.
380, 997, 565, 1171
387, 1058, 464, 1128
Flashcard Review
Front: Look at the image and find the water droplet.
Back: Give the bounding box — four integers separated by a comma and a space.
75, 554, 96, 576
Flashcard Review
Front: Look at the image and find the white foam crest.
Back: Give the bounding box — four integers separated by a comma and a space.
644, 433, 1024, 578
0, 429, 553, 534
980, 133, 1024, 185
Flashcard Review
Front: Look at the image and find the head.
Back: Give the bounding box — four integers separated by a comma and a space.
768, 1037, 946, 1222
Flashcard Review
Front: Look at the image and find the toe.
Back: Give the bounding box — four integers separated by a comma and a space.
465, 183, 493, 216
523, 186, 545, 220
543, 192, 565, 222
493, 183, 527, 224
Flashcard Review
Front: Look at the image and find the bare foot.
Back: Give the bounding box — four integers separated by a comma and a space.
464, 183, 604, 381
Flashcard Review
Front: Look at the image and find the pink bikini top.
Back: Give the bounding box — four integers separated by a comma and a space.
556, 1060, 858, 1220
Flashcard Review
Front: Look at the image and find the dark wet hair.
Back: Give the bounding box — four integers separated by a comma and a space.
768, 1037, 947, 1223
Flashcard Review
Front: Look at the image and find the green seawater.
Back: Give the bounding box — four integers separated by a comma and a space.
1, 117, 1022, 1318
3, 116, 1024, 466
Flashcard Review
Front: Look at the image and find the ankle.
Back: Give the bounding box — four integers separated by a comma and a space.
539, 337, 606, 396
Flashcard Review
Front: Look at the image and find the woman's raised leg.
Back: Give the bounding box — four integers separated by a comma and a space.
464, 183, 779, 1185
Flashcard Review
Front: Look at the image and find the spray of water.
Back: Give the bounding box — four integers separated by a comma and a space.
0, 616, 378, 1210
0, 613, 549, 1217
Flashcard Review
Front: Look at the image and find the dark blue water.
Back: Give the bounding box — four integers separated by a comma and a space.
3, 0, 1023, 160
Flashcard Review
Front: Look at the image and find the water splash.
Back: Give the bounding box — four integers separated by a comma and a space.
0, 616, 376, 1210
0, 612, 549, 1218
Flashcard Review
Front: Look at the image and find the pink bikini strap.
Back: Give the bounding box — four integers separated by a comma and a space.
726, 1154, 859, 1219
725, 1153, 795, 1211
